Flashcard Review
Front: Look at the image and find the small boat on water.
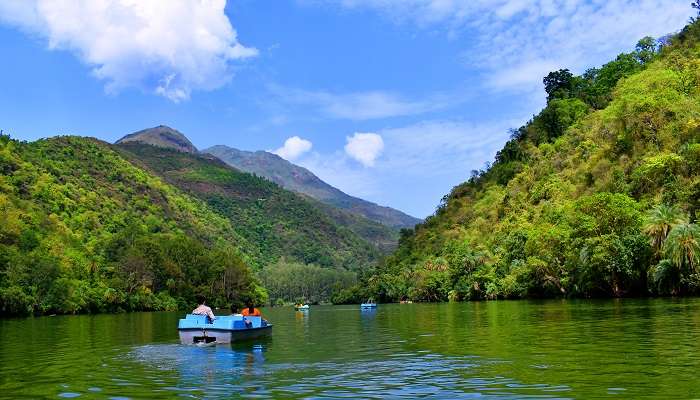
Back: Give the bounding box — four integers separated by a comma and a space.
178, 314, 272, 345
295, 304, 310, 310
360, 300, 377, 309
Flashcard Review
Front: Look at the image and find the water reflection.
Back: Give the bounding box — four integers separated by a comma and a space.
130, 341, 270, 397
128, 342, 570, 399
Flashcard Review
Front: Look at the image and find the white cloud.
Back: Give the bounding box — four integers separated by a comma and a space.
0, 0, 257, 101
321, 0, 693, 93
268, 85, 452, 120
273, 136, 313, 160
344, 132, 384, 167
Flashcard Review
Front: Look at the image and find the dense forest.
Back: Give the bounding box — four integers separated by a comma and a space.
345, 19, 700, 303
0, 136, 267, 315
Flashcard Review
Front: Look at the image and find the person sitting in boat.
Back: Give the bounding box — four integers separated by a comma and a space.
192, 295, 216, 323
241, 302, 269, 327
241, 302, 262, 317
230, 304, 254, 328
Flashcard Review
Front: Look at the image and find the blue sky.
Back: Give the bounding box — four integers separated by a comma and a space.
0, 0, 694, 218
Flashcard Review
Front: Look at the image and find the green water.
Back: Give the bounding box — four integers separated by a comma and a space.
1, 299, 699, 399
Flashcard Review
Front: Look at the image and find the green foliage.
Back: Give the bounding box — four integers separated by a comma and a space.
664, 223, 700, 273
530, 98, 590, 144
0, 136, 263, 316
632, 153, 684, 194
365, 20, 700, 302
643, 204, 687, 253
544, 69, 575, 102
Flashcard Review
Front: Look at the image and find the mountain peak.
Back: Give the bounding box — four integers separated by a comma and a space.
116, 125, 198, 153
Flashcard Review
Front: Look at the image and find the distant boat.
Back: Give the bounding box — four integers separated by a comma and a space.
295, 304, 310, 310
360, 300, 377, 309
178, 314, 272, 345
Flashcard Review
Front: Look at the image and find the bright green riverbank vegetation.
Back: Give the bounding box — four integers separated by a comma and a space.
0, 136, 266, 315
349, 20, 700, 304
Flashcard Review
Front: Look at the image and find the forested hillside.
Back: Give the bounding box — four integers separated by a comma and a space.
116, 143, 382, 270
0, 136, 264, 316
358, 21, 700, 303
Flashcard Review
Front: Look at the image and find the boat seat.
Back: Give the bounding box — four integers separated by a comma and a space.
178, 314, 262, 330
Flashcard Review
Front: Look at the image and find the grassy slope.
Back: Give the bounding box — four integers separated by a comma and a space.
370, 22, 700, 302
116, 143, 382, 270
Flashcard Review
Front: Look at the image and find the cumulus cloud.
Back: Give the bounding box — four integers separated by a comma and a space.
321, 0, 693, 93
273, 136, 313, 160
344, 132, 384, 167
0, 0, 258, 101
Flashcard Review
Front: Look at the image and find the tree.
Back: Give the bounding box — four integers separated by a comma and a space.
643, 204, 686, 254
693, 1, 700, 21
543, 69, 574, 101
635, 37, 658, 64
664, 223, 700, 272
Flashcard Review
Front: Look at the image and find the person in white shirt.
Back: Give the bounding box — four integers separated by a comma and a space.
192, 295, 216, 323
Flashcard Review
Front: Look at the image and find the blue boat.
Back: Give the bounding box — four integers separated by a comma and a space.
360, 301, 377, 309
178, 314, 272, 345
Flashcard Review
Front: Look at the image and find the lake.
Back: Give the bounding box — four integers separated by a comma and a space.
1, 299, 699, 399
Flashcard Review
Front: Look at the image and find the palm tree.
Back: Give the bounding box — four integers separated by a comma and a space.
664, 223, 700, 272
643, 204, 686, 254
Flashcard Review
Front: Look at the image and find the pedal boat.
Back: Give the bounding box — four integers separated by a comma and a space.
178, 314, 272, 345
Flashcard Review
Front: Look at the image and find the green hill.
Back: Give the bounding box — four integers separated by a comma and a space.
115, 142, 383, 270
0, 136, 263, 316
361, 22, 700, 303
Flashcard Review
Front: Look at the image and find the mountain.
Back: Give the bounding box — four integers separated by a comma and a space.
354, 22, 700, 304
115, 126, 399, 253
114, 142, 386, 269
0, 135, 262, 316
203, 145, 421, 229
116, 125, 198, 154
